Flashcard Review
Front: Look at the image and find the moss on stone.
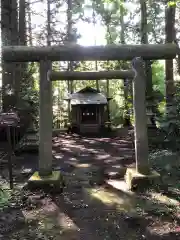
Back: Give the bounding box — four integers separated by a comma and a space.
125, 167, 161, 191
28, 171, 65, 192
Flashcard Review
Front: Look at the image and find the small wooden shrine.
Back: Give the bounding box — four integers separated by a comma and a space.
65, 87, 111, 134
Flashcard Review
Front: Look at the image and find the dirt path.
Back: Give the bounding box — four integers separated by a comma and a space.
3, 166, 180, 240
1, 130, 180, 239
52, 131, 135, 178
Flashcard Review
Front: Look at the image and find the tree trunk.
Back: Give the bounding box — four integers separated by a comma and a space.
105, 26, 111, 124
27, 0, 33, 46
165, 2, 176, 105
19, 0, 26, 45
18, 0, 27, 94
10, 0, 19, 102
1, 0, 11, 110
95, 61, 99, 90
140, 0, 154, 126
92, 8, 99, 90
120, 2, 125, 45
26, 0, 35, 90
106, 79, 110, 122
1, 0, 19, 110
47, 0, 51, 46
120, 0, 131, 126
67, 0, 74, 122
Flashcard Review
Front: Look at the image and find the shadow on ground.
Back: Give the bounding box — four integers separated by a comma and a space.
2, 171, 180, 240
0, 131, 180, 239
50, 163, 180, 240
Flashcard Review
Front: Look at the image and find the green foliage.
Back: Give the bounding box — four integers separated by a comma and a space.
156, 83, 180, 150
167, 1, 178, 7
16, 63, 39, 130
0, 189, 11, 209
18, 88, 39, 128
2, 0, 177, 131
152, 61, 165, 95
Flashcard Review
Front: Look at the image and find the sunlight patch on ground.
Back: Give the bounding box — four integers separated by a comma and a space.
24, 201, 80, 239
150, 192, 180, 206
88, 148, 100, 153
95, 138, 111, 142
60, 140, 77, 145
82, 139, 96, 144
61, 147, 73, 152
96, 154, 111, 160
107, 180, 134, 195
105, 159, 115, 163
69, 145, 86, 150
57, 212, 79, 231
54, 153, 63, 159
76, 163, 91, 168
86, 187, 136, 213
69, 157, 78, 161
37, 213, 80, 239
111, 165, 124, 169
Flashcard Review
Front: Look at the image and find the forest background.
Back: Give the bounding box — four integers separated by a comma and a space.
1, 0, 179, 131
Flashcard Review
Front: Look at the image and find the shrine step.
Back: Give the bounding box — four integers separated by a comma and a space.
80, 124, 100, 134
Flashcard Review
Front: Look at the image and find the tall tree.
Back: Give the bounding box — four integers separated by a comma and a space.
19, 0, 26, 45
120, 0, 131, 126
18, 0, 28, 94
165, 1, 176, 105
1, 0, 19, 110
140, 0, 154, 125
92, 5, 99, 90
67, 0, 74, 121
27, 0, 33, 46
47, 0, 51, 46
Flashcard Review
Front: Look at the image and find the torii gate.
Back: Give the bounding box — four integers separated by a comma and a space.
2, 43, 178, 190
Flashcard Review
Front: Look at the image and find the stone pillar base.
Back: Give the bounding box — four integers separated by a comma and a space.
125, 167, 161, 191
28, 171, 65, 193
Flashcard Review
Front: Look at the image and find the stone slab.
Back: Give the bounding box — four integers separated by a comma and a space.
125, 167, 161, 191
28, 171, 65, 192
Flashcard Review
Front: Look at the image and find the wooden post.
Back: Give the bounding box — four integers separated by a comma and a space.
39, 60, 52, 176
132, 57, 149, 174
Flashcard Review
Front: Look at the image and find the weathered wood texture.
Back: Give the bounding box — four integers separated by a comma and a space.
50, 70, 134, 81
132, 57, 149, 174
2, 43, 177, 62
39, 60, 52, 176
